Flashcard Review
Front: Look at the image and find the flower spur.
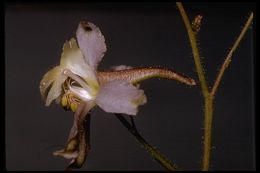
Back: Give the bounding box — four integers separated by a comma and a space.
39, 21, 196, 169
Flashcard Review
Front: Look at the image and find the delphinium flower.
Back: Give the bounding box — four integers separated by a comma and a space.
39, 21, 196, 169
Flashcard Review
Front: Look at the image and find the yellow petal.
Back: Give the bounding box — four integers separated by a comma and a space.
46, 73, 67, 106
60, 38, 98, 87
39, 66, 63, 101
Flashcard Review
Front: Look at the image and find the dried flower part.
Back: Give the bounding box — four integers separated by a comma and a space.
192, 15, 203, 34
54, 102, 93, 169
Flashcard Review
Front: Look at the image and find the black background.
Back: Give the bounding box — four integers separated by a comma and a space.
5, 2, 255, 171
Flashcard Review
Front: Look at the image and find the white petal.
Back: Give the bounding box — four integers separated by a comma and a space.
60, 38, 98, 85
96, 80, 147, 115
45, 73, 67, 106
76, 21, 107, 70
39, 66, 63, 102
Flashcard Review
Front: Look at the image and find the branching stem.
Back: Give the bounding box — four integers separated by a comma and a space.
176, 2, 253, 171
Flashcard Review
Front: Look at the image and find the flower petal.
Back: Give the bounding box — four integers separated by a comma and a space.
60, 38, 98, 85
76, 21, 107, 70
96, 80, 147, 115
45, 72, 67, 106
39, 66, 64, 104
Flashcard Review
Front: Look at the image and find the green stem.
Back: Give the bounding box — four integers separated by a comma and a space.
177, 2, 253, 171
176, 2, 212, 170
115, 114, 179, 171
176, 2, 209, 97
202, 96, 213, 171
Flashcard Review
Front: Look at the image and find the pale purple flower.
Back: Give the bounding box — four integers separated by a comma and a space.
39, 21, 196, 169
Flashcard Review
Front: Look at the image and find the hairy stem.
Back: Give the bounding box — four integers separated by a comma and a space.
115, 114, 179, 171
176, 2, 212, 170
176, 2, 209, 97
177, 2, 254, 171
202, 96, 213, 170
176, 2, 213, 171
211, 12, 254, 96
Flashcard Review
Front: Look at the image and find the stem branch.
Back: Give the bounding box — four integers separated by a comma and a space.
211, 12, 254, 96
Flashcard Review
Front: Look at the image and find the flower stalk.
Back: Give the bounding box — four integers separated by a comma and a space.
115, 114, 179, 171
